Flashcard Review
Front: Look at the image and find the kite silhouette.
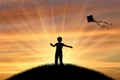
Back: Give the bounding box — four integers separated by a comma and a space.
87, 15, 112, 29
50, 37, 73, 65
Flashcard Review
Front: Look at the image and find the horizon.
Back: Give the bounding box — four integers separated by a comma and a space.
0, 0, 120, 80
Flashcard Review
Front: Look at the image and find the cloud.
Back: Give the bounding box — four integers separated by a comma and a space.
100, 50, 120, 63
0, 1, 86, 34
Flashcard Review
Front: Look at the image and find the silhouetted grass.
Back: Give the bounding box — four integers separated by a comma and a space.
7, 64, 114, 80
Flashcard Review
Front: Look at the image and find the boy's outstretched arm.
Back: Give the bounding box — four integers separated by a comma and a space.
64, 44, 73, 48
50, 43, 56, 47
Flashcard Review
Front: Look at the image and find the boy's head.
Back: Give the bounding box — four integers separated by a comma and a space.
57, 37, 62, 43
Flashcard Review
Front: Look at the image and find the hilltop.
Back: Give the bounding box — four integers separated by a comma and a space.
7, 64, 113, 80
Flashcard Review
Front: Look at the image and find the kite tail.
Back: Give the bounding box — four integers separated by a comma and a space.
95, 20, 112, 27
94, 21, 101, 26
97, 21, 112, 25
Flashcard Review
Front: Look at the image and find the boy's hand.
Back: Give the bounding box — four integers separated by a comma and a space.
50, 43, 56, 47
50, 43, 53, 46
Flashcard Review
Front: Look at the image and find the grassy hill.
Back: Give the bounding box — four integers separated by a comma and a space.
7, 64, 114, 80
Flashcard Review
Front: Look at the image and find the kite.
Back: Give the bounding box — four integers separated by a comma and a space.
87, 15, 112, 29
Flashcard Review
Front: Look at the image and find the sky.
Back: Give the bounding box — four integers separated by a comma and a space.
0, 0, 120, 80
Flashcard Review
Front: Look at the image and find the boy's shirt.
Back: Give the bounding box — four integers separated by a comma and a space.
55, 43, 64, 52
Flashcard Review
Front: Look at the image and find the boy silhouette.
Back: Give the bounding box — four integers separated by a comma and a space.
50, 37, 73, 65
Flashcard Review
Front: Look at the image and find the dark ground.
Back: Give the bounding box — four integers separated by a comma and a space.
7, 64, 114, 80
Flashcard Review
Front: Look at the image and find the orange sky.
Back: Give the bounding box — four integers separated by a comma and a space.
0, 0, 120, 80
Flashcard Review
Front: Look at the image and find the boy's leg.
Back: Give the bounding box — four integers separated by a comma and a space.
55, 54, 58, 65
59, 55, 63, 65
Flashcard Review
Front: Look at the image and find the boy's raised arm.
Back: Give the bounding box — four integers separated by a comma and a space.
50, 43, 56, 47
63, 44, 73, 48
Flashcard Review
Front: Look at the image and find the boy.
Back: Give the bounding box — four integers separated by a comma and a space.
50, 37, 73, 65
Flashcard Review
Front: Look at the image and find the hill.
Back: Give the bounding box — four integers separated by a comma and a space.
7, 64, 114, 80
